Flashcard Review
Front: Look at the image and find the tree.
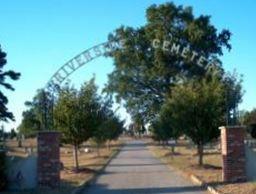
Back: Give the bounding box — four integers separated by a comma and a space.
243, 109, 256, 125
165, 75, 224, 165
77, 77, 100, 141
132, 114, 146, 137
0, 126, 4, 149
0, 45, 20, 122
104, 115, 124, 148
223, 71, 243, 125
242, 109, 256, 138
149, 119, 172, 145
150, 107, 181, 152
18, 109, 40, 137
54, 86, 81, 171
92, 98, 124, 155
95, 113, 124, 152
105, 2, 231, 122
18, 89, 53, 136
54, 79, 100, 171
10, 128, 17, 139
25, 89, 53, 130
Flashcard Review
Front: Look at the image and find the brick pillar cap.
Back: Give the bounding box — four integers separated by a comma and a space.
219, 126, 246, 130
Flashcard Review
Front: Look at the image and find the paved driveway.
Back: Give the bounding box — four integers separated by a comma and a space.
83, 140, 206, 194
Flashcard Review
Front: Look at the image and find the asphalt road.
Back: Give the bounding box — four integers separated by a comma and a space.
83, 140, 206, 194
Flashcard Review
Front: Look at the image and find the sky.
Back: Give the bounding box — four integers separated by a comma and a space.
0, 0, 255, 131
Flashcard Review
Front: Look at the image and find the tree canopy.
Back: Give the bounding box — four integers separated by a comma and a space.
105, 2, 231, 121
18, 89, 53, 136
103, 2, 244, 166
0, 45, 20, 122
163, 74, 225, 165
54, 80, 100, 170
54, 78, 123, 170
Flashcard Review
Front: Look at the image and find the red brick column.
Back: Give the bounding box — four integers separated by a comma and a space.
37, 131, 60, 188
220, 126, 246, 182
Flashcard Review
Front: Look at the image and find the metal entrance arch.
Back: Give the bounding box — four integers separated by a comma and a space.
45, 40, 122, 92
41, 39, 123, 130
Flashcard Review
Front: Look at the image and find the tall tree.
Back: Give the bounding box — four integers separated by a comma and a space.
104, 115, 124, 148
54, 79, 100, 171
93, 100, 124, 153
0, 125, 4, 149
223, 71, 243, 125
18, 89, 53, 136
242, 109, 256, 138
150, 107, 181, 152
9, 128, 17, 139
243, 109, 256, 126
18, 109, 40, 137
54, 86, 81, 171
0, 45, 20, 122
164, 75, 224, 165
132, 114, 146, 137
105, 2, 231, 121
25, 89, 53, 130
149, 118, 173, 145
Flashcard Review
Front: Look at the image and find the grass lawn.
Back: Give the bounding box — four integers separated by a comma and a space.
148, 139, 256, 194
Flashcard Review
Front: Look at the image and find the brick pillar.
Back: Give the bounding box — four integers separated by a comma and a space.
220, 126, 246, 182
37, 131, 60, 188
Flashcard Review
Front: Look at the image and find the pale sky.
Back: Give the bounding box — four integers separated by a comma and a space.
1, 0, 255, 130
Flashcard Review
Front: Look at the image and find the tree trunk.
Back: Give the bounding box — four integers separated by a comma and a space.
171, 140, 176, 154
73, 144, 79, 172
197, 144, 204, 166
107, 140, 111, 151
97, 144, 100, 157
18, 139, 22, 148
162, 141, 165, 148
171, 145, 175, 154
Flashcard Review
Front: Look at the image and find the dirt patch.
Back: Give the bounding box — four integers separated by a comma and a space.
216, 182, 256, 194
148, 140, 256, 194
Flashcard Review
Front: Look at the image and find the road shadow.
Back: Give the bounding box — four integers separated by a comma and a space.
108, 163, 165, 167
85, 183, 206, 194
